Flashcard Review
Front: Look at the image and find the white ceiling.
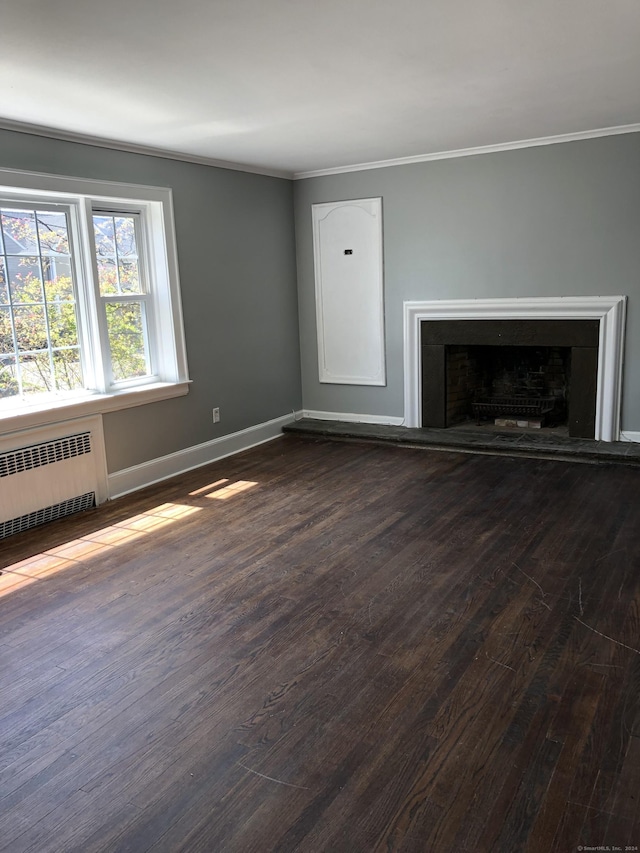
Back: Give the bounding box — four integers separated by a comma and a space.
1, 0, 639, 178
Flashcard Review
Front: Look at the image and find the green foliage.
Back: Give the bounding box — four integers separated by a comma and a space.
0, 264, 83, 398
105, 302, 148, 382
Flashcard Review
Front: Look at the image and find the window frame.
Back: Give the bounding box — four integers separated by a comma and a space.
0, 167, 190, 434
89, 207, 155, 387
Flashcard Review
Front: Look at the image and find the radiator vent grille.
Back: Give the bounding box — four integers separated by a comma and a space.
0, 492, 96, 539
0, 432, 92, 478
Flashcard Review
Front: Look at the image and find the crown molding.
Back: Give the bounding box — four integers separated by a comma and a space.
3, 117, 639, 183
0, 118, 292, 180
293, 123, 640, 180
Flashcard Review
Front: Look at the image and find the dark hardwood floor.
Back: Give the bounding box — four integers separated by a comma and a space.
1, 435, 639, 852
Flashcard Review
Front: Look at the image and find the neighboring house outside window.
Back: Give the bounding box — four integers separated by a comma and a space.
0, 168, 190, 433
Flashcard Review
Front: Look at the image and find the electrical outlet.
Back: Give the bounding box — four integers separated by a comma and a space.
212, 407, 220, 424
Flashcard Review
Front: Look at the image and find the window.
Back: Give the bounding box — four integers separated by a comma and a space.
0, 168, 189, 430
1, 205, 84, 398
92, 212, 151, 383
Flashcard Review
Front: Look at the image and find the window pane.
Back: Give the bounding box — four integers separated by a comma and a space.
43, 257, 75, 302
7, 256, 44, 304
13, 305, 47, 351
0, 307, 14, 354
115, 216, 138, 257
0, 356, 18, 398
36, 211, 70, 255
53, 348, 83, 391
0, 258, 7, 305
105, 301, 149, 381
20, 351, 53, 395
48, 302, 80, 349
1, 209, 38, 254
93, 215, 116, 256
119, 259, 141, 293
97, 257, 119, 294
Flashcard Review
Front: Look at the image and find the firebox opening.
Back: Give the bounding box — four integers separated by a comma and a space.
420, 318, 600, 437
446, 345, 571, 430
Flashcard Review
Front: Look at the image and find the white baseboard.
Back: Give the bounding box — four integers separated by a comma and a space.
301, 409, 404, 426
620, 431, 640, 443
108, 412, 299, 499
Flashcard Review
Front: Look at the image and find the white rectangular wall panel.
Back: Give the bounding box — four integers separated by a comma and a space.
312, 198, 385, 385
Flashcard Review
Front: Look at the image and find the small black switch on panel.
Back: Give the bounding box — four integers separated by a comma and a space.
344, 249, 353, 255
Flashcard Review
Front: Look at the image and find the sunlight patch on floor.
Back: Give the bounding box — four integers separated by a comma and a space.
0, 502, 202, 597
189, 479, 230, 496
1, 473, 261, 598
204, 480, 258, 500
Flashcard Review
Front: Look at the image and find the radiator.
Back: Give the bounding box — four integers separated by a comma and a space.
0, 415, 108, 539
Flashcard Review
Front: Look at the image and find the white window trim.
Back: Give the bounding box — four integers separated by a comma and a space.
0, 167, 190, 434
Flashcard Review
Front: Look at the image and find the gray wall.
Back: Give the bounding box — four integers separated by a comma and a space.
2, 127, 638, 474
294, 133, 640, 432
0, 128, 302, 472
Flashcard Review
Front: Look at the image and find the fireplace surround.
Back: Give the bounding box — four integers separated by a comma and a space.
403, 297, 627, 441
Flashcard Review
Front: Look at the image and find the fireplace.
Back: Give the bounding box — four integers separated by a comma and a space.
446, 344, 571, 428
403, 297, 627, 441
421, 318, 599, 437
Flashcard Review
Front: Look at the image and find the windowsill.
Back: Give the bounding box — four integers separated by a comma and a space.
0, 380, 191, 435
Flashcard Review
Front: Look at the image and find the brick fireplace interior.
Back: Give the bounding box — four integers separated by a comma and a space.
445, 344, 571, 427
421, 319, 600, 438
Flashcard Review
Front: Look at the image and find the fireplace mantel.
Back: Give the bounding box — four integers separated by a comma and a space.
403, 296, 627, 441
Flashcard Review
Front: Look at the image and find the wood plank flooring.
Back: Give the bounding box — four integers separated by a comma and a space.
1, 434, 639, 852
